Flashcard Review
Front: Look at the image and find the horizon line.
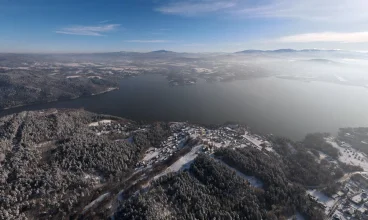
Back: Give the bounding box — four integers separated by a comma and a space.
0, 48, 365, 54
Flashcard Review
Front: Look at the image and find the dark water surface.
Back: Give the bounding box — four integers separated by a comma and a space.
2, 74, 368, 140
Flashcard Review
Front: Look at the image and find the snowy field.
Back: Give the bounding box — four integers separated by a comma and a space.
327, 139, 368, 171
307, 189, 336, 214
217, 159, 264, 188
66, 75, 81, 79
154, 145, 203, 180
88, 120, 113, 127
242, 131, 264, 150
142, 148, 160, 161
193, 68, 213, 74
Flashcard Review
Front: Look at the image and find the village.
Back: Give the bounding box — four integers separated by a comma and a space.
308, 137, 368, 220
88, 118, 368, 220
135, 122, 272, 171
308, 171, 368, 220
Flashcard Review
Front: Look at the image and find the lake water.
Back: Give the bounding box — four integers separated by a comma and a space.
1, 74, 368, 140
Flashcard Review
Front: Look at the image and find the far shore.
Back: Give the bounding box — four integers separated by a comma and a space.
0, 87, 119, 111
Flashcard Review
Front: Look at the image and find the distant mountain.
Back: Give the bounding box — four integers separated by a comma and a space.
302, 58, 340, 65
236, 49, 342, 54
149, 50, 175, 54
272, 49, 297, 53
300, 49, 324, 52
236, 49, 295, 53
235, 50, 265, 54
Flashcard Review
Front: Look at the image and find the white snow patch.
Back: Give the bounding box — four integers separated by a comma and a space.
327, 139, 368, 171
331, 210, 346, 220
242, 132, 263, 150
84, 174, 103, 184
217, 159, 264, 188
307, 189, 336, 214
58, 63, 81, 67
143, 150, 160, 161
154, 145, 202, 180
66, 75, 81, 79
82, 192, 110, 214
89, 120, 112, 127
193, 68, 213, 74
88, 76, 102, 79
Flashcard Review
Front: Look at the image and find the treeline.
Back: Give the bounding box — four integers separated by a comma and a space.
338, 127, 368, 154
1, 108, 356, 219
0, 70, 118, 109
116, 155, 265, 220
271, 137, 344, 186
303, 133, 339, 159
0, 109, 153, 220
115, 152, 325, 220
132, 122, 172, 149
215, 148, 325, 219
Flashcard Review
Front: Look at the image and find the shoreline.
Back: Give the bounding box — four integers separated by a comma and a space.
0, 87, 120, 111
91, 87, 119, 96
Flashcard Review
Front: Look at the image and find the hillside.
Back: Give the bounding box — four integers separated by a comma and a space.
1, 109, 367, 219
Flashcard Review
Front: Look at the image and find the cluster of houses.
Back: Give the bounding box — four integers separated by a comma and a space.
88, 119, 368, 220
135, 131, 190, 170
136, 122, 272, 170
89, 120, 129, 137
326, 174, 368, 220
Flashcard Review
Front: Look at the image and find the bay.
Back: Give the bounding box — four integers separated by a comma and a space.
1, 74, 368, 140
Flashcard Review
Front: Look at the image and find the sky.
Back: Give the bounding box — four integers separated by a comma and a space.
1, 0, 368, 53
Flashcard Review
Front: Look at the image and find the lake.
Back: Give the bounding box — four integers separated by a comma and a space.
1, 74, 368, 140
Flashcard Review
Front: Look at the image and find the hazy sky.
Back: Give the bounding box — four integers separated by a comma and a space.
1, 0, 368, 53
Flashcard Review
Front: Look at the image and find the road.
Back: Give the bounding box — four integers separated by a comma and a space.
327, 196, 344, 219
338, 171, 368, 183
325, 172, 368, 219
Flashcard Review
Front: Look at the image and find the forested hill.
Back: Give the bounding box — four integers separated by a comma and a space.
0, 70, 118, 109
1, 109, 362, 220
0, 109, 169, 220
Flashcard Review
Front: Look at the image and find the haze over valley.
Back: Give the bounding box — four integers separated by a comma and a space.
3, 0, 368, 219
1, 50, 368, 139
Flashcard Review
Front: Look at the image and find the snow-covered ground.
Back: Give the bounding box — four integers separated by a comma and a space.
242, 131, 264, 150
57, 62, 82, 67
66, 75, 81, 79
217, 159, 264, 188
92, 87, 118, 95
88, 76, 103, 79
193, 68, 213, 74
88, 120, 113, 127
84, 173, 103, 185
332, 210, 347, 220
327, 139, 368, 171
154, 145, 203, 180
142, 149, 160, 161
317, 151, 329, 162
307, 189, 336, 214
82, 192, 110, 214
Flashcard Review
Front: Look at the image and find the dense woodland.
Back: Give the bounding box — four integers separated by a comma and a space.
114, 132, 364, 220
338, 127, 368, 154
0, 109, 170, 220
0, 69, 118, 109
302, 133, 339, 159
115, 151, 325, 220
271, 137, 344, 186
1, 108, 365, 220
